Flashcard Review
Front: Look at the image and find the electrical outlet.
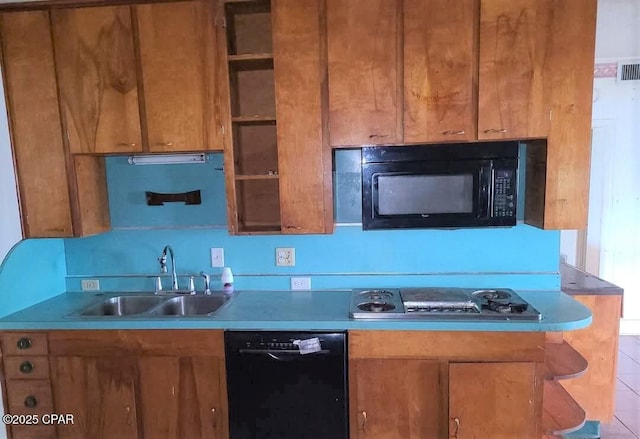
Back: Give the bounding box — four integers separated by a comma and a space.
211, 248, 225, 267
276, 248, 295, 267
81, 279, 100, 291
291, 277, 311, 290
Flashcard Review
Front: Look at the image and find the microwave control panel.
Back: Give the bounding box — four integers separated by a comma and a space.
493, 169, 516, 217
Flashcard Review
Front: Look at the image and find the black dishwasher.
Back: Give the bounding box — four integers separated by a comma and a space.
225, 331, 348, 439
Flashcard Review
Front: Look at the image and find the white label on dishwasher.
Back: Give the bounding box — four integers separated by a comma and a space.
293, 337, 321, 355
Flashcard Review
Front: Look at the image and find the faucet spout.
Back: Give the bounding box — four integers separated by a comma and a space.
160, 245, 179, 290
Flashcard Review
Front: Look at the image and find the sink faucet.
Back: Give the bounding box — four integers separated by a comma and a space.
200, 271, 211, 295
158, 245, 179, 290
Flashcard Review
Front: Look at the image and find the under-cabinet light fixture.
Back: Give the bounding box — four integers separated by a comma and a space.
128, 153, 206, 165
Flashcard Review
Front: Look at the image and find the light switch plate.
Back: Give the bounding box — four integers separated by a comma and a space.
81, 279, 100, 291
276, 248, 295, 267
211, 248, 225, 267
291, 277, 311, 290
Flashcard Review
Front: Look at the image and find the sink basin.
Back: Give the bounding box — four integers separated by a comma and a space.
148, 295, 230, 316
79, 295, 166, 316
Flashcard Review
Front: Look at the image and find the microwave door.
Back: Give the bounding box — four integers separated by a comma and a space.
363, 162, 489, 229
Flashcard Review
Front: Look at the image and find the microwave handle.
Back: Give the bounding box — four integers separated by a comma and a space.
479, 165, 493, 218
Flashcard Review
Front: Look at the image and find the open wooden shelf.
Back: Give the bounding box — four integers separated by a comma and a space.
228, 53, 273, 71
235, 174, 279, 181
231, 116, 276, 124
545, 341, 589, 380
543, 380, 586, 435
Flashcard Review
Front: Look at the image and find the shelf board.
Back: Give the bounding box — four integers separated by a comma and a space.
235, 174, 279, 181
237, 223, 282, 234
228, 53, 274, 71
545, 341, 589, 380
543, 380, 586, 435
231, 116, 276, 125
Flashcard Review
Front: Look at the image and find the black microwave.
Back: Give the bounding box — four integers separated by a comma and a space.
361, 141, 519, 230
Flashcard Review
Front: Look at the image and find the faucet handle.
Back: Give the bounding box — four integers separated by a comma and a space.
188, 276, 196, 294
200, 271, 211, 295
158, 254, 168, 273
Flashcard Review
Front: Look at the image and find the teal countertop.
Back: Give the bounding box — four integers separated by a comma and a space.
0, 289, 591, 331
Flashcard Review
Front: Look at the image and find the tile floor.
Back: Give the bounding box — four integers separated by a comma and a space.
601, 335, 640, 438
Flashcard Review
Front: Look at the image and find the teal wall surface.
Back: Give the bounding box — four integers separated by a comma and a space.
62, 150, 561, 292
0, 239, 66, 318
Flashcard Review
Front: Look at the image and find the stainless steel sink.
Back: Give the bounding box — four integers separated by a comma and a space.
78, 295, 167, 316
71, 293, 233, 318
148, 295, 230, 316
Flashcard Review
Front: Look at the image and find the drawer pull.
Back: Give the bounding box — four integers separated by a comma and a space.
483, 128, 507, 134
19, 360, 34, 374
442, 130, 466, 135
24, 395, 38, 408
16, 337, 32, 350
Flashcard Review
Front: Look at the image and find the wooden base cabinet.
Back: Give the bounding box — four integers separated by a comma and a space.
349, 331, 545, 439
46, 330, 228, 439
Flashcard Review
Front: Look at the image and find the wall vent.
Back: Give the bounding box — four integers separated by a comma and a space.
617, 61, 640, 82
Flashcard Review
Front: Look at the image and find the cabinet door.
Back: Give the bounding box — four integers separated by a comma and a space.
403, 0, 475, 143
350, 359, 442, 439
273, 0, 332, 234
531, 0, 597, 230
51, 6, 142, 154
137, 0, 220, 152
478, 0, 549, 140
449, 362, 541, 439
327, 0, 401, 146
138, 356, 224, 439
50, 356, 138, 439
0, 11, 73, 237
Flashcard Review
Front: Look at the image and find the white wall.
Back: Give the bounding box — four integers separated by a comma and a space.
595, 0, 640, 60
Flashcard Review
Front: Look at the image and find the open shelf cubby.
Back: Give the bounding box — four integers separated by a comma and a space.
225, 0, 280, 233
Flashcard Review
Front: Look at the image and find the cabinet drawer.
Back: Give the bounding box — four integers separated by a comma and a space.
6, 380, 53, 415
1, 333, 48, 356
4, 357, 50, 380
11, 425, 57, 439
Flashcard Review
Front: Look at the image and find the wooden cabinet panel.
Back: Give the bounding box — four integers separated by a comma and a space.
138, 356, 224, 439
533, 0, 597, 229
50, 356, 138, 439
561, 295, 621, 422
449, 362, 541, 439
137, 0, 220, 152
403, 0, 475, 143
52, 5, 142, 154
273, 0, 332, 234
0, 11, 73, 237
6, 379, 53, 415
327, 0, 401, 146
478, 0, 549, 140
1, 333, 48, 356
4, 357, 50, 380
350, 359, 442, 439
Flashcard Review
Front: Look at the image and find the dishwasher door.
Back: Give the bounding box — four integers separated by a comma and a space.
225, 331, 348, 439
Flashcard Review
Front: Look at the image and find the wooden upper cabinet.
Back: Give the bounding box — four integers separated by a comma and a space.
478, 0, 549, 140
136, 0, 221, 153
0, 11, 73, 237
350, 359, 443, 439
51, 6, 142, 154
327, 0, 401, 146
449, 362, 541, 439
273, 0, 332, 234
403, 0, 475, 143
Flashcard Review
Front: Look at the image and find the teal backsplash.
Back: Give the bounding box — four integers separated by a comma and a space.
21, 147, 558, 292
0, 239, 67, 318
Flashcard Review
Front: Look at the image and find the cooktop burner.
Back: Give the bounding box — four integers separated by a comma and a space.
349, 287, 541, 321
